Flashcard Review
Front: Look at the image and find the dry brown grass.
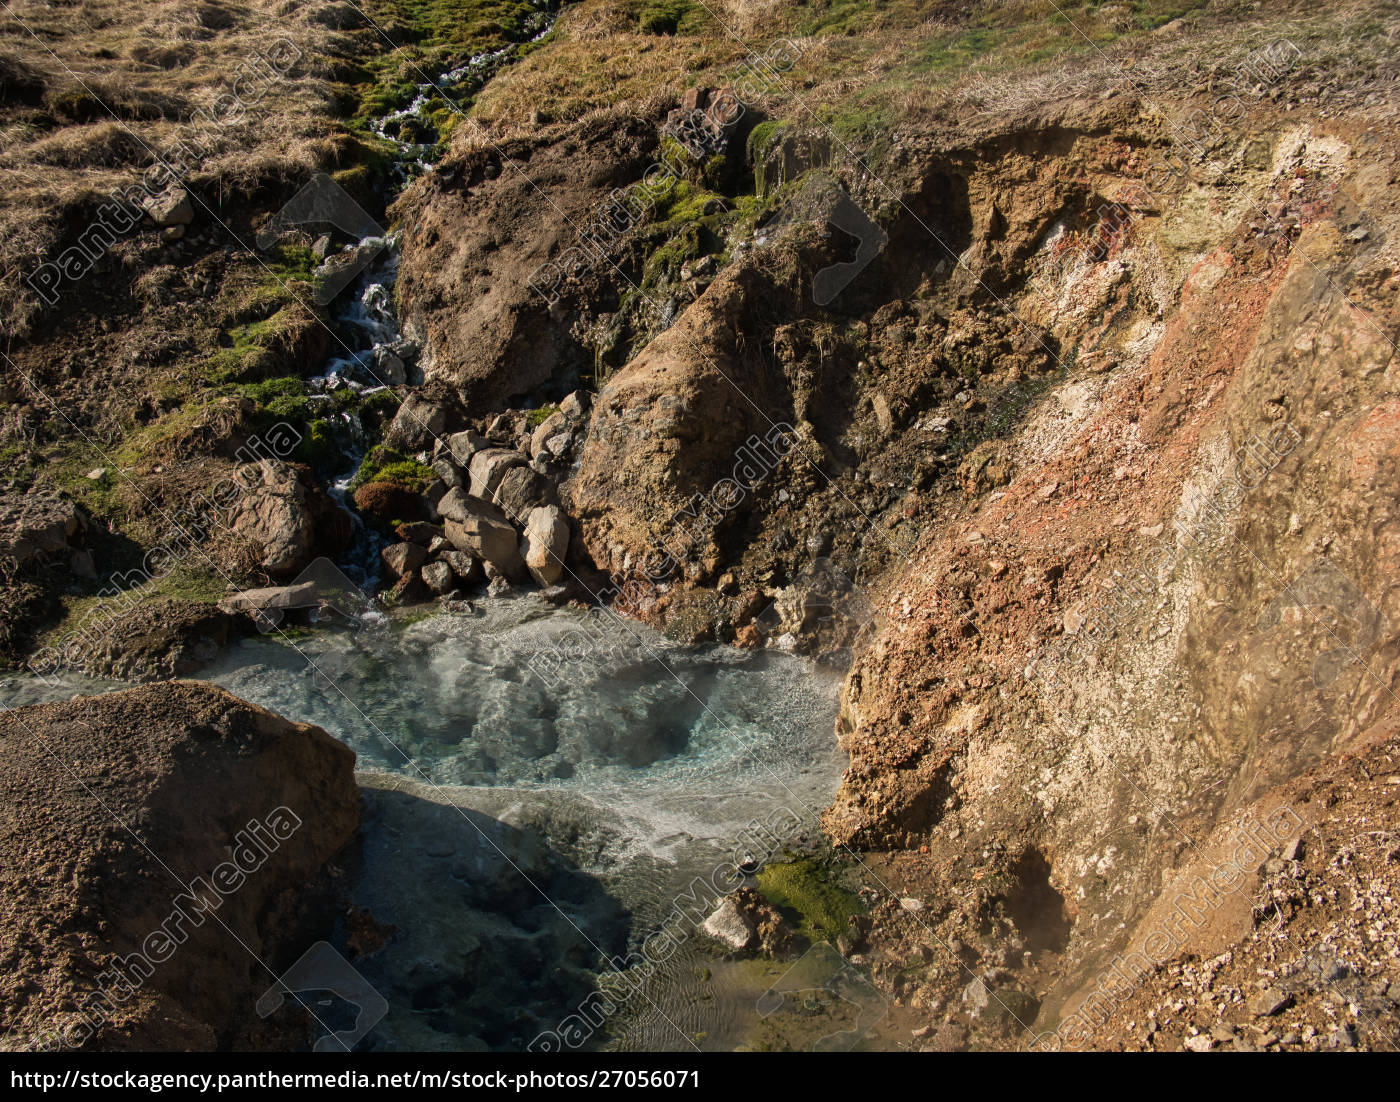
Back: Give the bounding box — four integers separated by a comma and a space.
0, 0, 340, 338
466, 0, 1400, 162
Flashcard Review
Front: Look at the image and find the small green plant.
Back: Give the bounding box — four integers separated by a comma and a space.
637, 1, 704, 36
350, 446, 432, 491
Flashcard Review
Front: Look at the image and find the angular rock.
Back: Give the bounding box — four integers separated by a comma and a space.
441, 430, 489, 467
445, 515, 525, 582
421, 560, 454, 595
218, 582, 320, 615
431, 455, 466, 490
493, 465, 551, 518
390, 571, 426, 604
558, 390, 590, 419
371, 346, 406, 386
422, 478, 448, 518
542, 430, 575, 460
1248, 988, 1290, 1017
442, 550, 482, 585
436, 486, 508, 526
701, 898, 755, 951
142, 187, 194, 227
384, 389, 457, 452
521, 505, 570, 587
468, 448, 526, 501
529, 410, 568, 458
382, 542, 429, 580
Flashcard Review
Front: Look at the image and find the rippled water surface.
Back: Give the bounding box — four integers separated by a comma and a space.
202, 597, 848, 1050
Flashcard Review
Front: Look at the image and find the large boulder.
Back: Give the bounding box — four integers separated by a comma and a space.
0, 491, 86, 568
0, 683, 358, 1050
382, 386, 463, 453
435, 486, 512, 528
568, 264, 799, 597
228, 461, 350, 579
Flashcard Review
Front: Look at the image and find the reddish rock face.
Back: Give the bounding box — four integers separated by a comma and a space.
0, 682, 359, 1051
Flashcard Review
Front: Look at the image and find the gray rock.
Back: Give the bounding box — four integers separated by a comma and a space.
142, 187, 194, 227
423, 479, 448, 517
445, 515, 525, 582
436, 486, 507, 526
372, 346, 406, 386
493, 465, 551, 518
385, 393, 451, 452
421, 561, 454, 595
558, 390, 590, 419
529, 410, 568, 458
439, 430, 488, 467
543, 430, 575, 459
468, 448, 527, 501
700, 898, 755, 951
69, 549, 97, 580
1248, 988, 1290, 1017
218, 582, 319, 614
442, 550, 481, 585
432, 455, 467, 490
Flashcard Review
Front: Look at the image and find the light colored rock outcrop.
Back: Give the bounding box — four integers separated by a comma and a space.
521, 505, 569, 587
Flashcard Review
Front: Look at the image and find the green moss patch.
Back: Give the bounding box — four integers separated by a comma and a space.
756, 858, 864, 945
